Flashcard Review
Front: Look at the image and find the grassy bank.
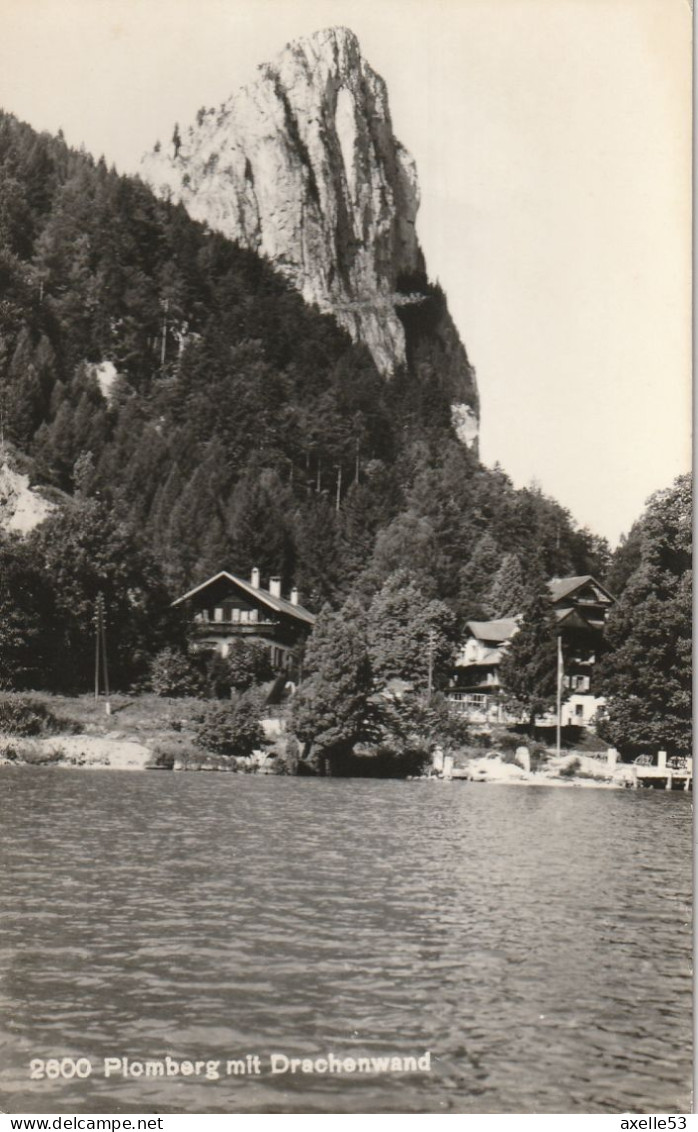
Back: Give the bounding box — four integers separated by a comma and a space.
0, 692, 244, 770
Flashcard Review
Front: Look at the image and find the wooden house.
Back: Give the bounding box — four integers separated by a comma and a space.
449, 617, 519, 723
549, 575, 614, 726
448, 574, 615, 728
173, 568, 315, 674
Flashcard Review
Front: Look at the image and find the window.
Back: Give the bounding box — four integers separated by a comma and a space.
214, 607, 223, 622
575, 704, 584, 718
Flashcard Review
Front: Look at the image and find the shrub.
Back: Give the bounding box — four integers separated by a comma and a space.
149, 648, 205, 698
205, 642, 274, 698
499, 748, 518, 765
148, 747, 177, 769
496, 730, 524, 753
19, 744, 64, 765
530, 749, 549, 771
330, 741, 432, 779
559, 756, 581, 779
194, 690, 264, 757
377, 692, 471, 754
0, 696, 79, 736
528, 740, 550, 771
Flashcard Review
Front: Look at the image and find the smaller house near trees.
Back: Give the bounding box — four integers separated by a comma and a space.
173, 568, 315, 674
449, 617, 519, 724
448, 574, 615, 729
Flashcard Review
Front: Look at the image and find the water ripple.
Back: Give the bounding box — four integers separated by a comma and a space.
0, 770, 691, 1113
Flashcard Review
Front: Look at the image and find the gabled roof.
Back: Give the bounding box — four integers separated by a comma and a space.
466, 617, 519, 644
548, 575, 615, 605
554, 607, 598, 632
172, 570, 316, 625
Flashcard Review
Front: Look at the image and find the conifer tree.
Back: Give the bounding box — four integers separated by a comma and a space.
458, 531, 500, 617
292, 599, 374, 760
499, 584, 559, 734
486, 553, 526, 618
367, 569, 455, 690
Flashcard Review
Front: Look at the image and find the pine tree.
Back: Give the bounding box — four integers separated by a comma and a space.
486, 553, 526, 618
367, 569, 455, 690
291, 599, 374, 760
458, 531, 500, 617
499, 586, 559, 734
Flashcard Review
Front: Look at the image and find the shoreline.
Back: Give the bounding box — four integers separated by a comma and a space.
0, 734, 644, 790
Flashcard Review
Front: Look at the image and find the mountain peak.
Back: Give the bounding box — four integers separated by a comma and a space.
140, 27, 478, 442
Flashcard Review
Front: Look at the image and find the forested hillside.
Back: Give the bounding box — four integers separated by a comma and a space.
597, 474, 691, 756
0, 111, 611, 690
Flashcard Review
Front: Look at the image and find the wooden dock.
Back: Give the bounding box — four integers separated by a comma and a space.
631, 751, 692, 791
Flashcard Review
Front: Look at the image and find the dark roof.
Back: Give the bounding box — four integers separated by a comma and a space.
466, 617, 519, 644
548, 575, 614, 604
172, 571, 316, 625
554, 607, 598, 632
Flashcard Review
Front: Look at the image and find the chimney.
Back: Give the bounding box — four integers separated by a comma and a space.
251, 567, 260, 589
269, 576, 282, 599
290, 587, 299, 606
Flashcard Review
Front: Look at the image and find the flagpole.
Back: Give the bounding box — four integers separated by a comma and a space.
556, 633, 563, 758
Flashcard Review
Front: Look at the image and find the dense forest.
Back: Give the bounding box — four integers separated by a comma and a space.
0, 111, 689, 757
0, 111, 608, 599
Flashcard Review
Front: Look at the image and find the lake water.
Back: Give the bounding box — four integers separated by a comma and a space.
0, 769, 692, 1114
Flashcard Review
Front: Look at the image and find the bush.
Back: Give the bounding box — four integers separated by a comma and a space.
559, 756, 581, 778
149, 648, 205, 698
205, 642, 275, 698
0, 741, 19, 761
148, 746, 177, 769
377, 692, 471, 754
331, 741, 432, 778
18, 744, 65, 765
194, 690, 264, 757
530, 747, 550, 771
496, 730, 524, 753
0, 696, 79, 736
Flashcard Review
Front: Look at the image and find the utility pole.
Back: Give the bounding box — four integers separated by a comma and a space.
555, 633, 563, 758
426, 629, 437, 701
335, 464, 342, 513
160, 298, 169, 367
94, 597, 100, 702
94, 593, 111, 716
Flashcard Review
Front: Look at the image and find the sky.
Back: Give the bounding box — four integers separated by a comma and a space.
0, 0, 691, 544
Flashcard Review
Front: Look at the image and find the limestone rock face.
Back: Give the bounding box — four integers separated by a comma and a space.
0, 461, 55, 535
141, 26, 478, 438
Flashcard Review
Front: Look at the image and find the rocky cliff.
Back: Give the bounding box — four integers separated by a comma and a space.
0, 460, 55, 535
141, 26, 478, 443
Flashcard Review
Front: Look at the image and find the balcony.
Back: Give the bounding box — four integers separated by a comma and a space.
448, 692, 508, 724
196, 619, 277, 630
